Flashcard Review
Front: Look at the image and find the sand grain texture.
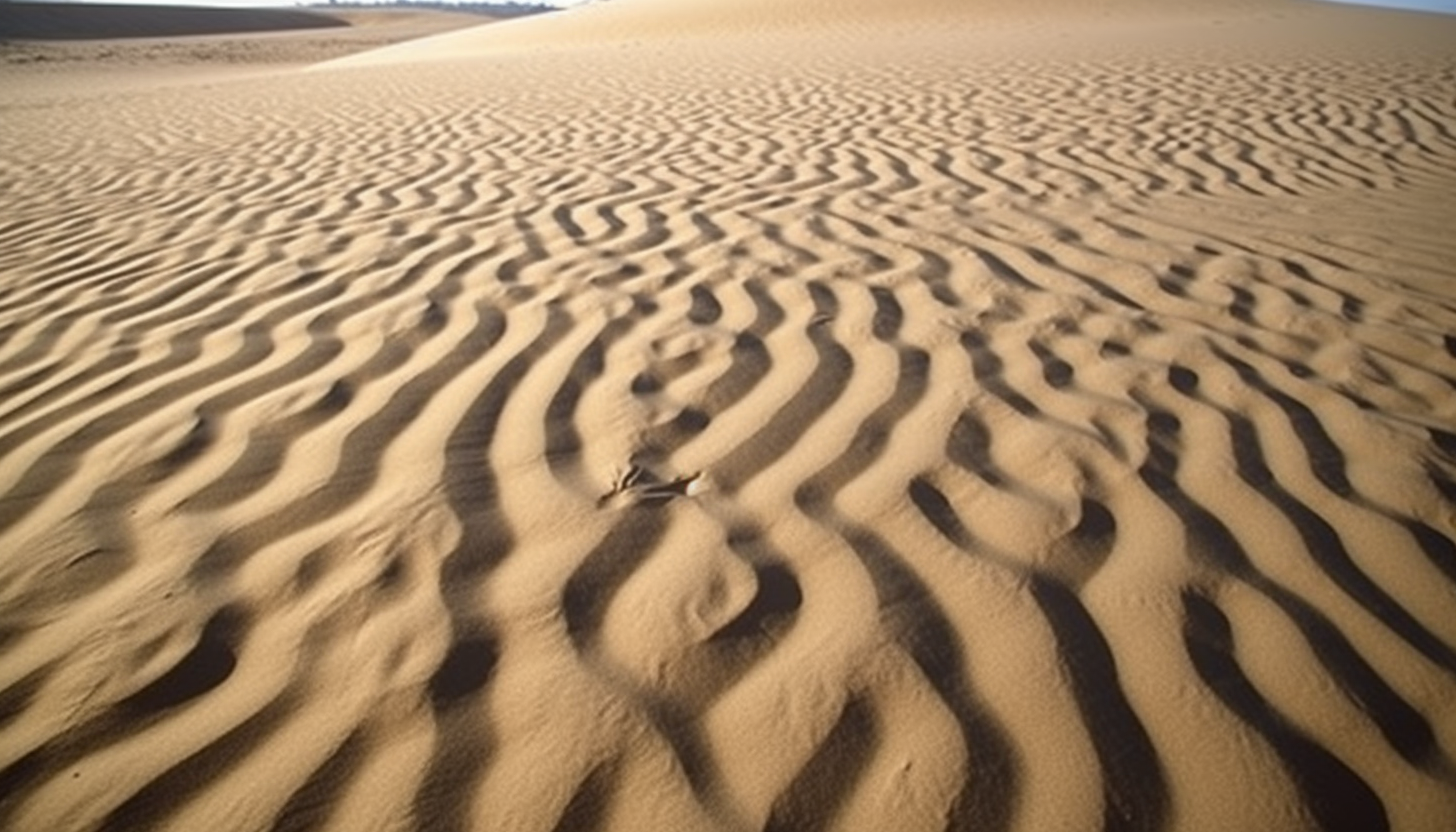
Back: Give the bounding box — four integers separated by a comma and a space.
2, 0, 1456, 831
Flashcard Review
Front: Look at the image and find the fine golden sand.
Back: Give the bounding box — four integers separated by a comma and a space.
2, 1, 1456, 831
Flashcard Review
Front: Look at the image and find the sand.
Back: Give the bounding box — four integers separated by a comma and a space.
1, 0, 1455, 830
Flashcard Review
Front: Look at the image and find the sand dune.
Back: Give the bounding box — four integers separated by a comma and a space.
2, 0, 1456, 830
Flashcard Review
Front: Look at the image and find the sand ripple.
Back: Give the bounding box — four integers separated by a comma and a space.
2, 3, 1456, 831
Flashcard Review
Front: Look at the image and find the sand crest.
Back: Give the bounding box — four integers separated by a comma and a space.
2, 0, 1456, 830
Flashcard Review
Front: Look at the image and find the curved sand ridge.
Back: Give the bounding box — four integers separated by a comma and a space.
2, 0, 1456, 830
318, 0, 1227, 66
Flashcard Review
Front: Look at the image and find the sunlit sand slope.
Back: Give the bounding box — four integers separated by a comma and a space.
2, 0, 1456, 831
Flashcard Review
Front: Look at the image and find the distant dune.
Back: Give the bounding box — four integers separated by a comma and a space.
2, 1, 1456, 831
0, 2, 347, 40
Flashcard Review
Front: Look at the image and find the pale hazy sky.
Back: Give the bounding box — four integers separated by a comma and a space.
1323, 0, 1456, 10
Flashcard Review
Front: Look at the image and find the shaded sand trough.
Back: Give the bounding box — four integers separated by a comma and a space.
2, 0, 1456, 830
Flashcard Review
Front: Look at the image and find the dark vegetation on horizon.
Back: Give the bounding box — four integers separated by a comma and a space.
0, 2, 347, 40
0, 0, 554, 42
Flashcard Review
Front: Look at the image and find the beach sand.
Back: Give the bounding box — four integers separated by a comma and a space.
2, 1, 1455, 830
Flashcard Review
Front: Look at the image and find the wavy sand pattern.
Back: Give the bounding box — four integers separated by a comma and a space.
2, 0, 1456, 830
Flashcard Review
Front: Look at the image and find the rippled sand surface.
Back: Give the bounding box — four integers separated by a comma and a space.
2, 1, 1456, 830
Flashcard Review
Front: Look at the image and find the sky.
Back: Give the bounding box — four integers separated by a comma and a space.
17, 0, 1456, 12
1321, 0, 1456, 10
